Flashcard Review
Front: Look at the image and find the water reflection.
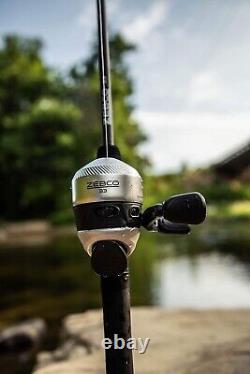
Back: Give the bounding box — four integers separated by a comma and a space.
0, 220, 249, 346
155, 252, 250, 308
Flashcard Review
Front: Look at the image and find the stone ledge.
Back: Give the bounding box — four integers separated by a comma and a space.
34, 307, 250, 374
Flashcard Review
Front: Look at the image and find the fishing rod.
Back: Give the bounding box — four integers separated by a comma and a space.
97, 0, 113, 156
71, 0, 207, 373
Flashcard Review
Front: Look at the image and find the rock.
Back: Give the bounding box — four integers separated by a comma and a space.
37, 352, 55, 368
35, 354, 104, 374
34, 308, 250, 374
0, 319, 47, 358
62, 309, 103, 352
36, 310, 102, 370
0, 319, 47, 374
37, 340, 88, 369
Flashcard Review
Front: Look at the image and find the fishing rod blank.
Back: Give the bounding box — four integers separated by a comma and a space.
97, 0, 114, 156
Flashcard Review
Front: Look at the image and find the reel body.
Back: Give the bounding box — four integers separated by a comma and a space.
72, 157, 143, 256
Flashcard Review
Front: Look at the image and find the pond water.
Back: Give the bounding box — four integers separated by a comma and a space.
155, 253, 250, 308
0, 220, 250, 349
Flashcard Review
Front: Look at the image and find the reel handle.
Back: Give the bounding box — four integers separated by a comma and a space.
158, 219, 190, 234
163, 192, 206, 225
141, 192, 206, 233
141, 205, 190, 235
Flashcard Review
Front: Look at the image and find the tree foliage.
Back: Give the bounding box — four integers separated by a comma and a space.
0, 34, 148, 221
0, 35, 80, 219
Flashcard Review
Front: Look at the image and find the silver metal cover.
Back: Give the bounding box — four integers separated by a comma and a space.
72, 157, 143, 206
78, 227, 140, 256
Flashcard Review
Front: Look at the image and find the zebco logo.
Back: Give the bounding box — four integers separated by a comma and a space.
87, 180, 120, 190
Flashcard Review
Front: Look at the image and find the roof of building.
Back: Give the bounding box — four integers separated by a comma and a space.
214, 141, 250, 177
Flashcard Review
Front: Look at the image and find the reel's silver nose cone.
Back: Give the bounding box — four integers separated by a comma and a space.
72, 157, 143, 206
71, 157, 143, 256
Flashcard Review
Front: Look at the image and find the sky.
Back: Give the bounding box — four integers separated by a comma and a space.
0, 0, 250, 173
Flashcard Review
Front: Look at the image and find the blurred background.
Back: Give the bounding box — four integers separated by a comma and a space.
0, 0, 249, 373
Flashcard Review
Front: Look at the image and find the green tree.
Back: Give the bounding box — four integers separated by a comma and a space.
0, 35, 80, 220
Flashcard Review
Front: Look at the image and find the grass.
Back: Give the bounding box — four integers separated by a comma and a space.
209, 200, 250, 220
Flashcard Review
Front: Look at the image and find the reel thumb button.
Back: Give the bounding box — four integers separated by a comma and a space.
129, 206, 140, 218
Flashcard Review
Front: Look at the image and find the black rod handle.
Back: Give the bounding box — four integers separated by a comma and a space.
101, 271, 134, 374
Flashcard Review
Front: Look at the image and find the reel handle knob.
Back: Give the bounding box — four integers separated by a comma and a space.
163, 192, 206, 225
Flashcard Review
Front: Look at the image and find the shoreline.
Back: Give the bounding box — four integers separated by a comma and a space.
0, 220, 75, 247
33, 307, 250, 374
0, 216, 249, 247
